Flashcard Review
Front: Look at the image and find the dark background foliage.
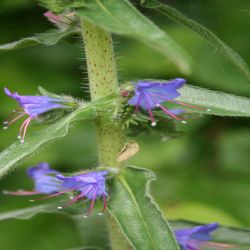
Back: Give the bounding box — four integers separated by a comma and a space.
0, 0, 250, 249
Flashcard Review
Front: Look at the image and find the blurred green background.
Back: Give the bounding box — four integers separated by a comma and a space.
0, 0, 250, 249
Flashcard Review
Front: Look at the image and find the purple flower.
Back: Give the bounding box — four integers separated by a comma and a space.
3, 88, 75, 143
55, 171, 108, 217
128, 79, 207, 126
4, 163, 109, 216
4, 163, 62, 196
175, 223, 234, 250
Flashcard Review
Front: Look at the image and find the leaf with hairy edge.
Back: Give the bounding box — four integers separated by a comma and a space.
141, 0, 250, 82
108, 166, 179, 250
0, 204, 59, 221
172, 220, 250, 248
178, 84, 250, 117
76, 0, 191, 74
0, 28, 79, 53
0, 103, 96, 178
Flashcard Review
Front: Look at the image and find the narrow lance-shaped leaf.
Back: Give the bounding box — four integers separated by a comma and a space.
108, 166, 179, 250
179, 84, 250, 117
0, 103, 96, 178
0, 27, 79, 53
142, 0, 250, 82
76, 0, 192, 74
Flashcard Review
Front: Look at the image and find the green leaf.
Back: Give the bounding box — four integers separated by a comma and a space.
142, 0, 250, 82
0, 103, 96, 178
108, 166, 179, 250
0, 27, 79, 53
76, 0, 192, 74
178, 84, 250, 117
0, 204, 58, 221
172, 220, 250, 248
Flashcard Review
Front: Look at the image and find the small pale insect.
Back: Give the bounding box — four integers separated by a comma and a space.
117, 141, 139, 162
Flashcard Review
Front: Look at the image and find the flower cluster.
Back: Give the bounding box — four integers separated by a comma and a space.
175, 223, 234, 250
128, 78, 210, 126
4, 163, 108, 217
3, 88, 76, 143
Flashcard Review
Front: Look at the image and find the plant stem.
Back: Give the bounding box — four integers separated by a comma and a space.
81, 19, 130, 250
81, 19, 125, 167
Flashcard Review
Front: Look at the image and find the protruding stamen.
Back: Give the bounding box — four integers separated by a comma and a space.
21, 117, 32, 143
87, 190, 97, 216
144, 96, 156, 126
3, 190, 40, 195
6, 112, 26, 127
157, 103, 183, 122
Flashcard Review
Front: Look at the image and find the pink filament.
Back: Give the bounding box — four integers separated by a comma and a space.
6, 112, 26, 126
30, 183, 88, 201
21, 117, 32, 142
87, 189, 97, 216
158, 104, 182, 121
150, 92, 207, 110
144, 95, 156, 125
62, 186, 93, 209
3, 190, 40, 196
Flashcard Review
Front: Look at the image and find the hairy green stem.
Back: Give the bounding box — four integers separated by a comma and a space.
81, 19, 125, 167
81, 19, 130, 250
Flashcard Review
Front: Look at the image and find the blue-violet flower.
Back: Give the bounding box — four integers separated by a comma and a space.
175, 223, 234, 250
4, 162, 62, 195
128, 78, 208, 126
55, 171, 108, 216
4, 165, 109, 217
3, 88, 75, 143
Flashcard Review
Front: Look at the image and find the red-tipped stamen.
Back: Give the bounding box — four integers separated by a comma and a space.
21, 117, 32, 143
60, 186, 93, 209
19, 117, 30, 139
86, 190, 97, 216
144, 95, 156, 126
29, 184, 87, 202
4, 112, 26, 127
3, 190, 40, 196
150, 93, 210, 111
157, 104, 183, 122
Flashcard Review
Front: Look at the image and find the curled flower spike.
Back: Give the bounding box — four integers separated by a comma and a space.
3, 88, 75, 143
128, 78, 209, 126
43, 11, 75, 27
44, 11, 63, 24
55, 171, 108, 217
3, 163, 63, 196
175, 223, 235, 250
